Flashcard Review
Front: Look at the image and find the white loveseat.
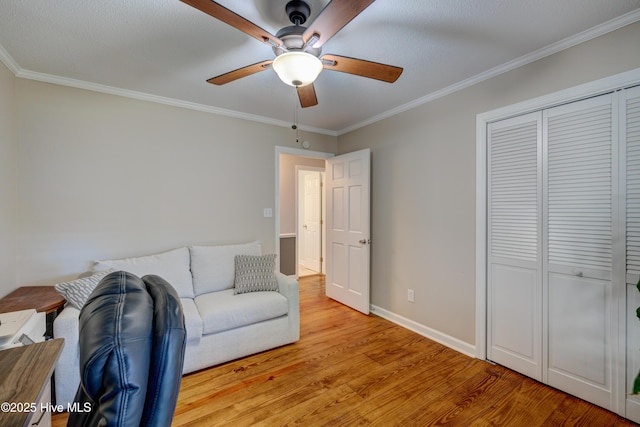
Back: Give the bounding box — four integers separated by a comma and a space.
53, 241, 300, 406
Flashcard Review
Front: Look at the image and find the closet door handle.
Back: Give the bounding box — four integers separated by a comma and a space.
572, 268, 583, 277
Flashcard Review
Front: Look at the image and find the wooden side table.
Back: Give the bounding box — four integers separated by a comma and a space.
0, 287, 67, 407
0, 287, 66, 339
0, 338, 64, 427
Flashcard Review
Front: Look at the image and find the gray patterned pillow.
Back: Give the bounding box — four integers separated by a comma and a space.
234, 254, 278, 294
54, 269, 117, 309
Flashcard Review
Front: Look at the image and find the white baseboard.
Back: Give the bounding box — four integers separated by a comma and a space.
370, 304, 476, 358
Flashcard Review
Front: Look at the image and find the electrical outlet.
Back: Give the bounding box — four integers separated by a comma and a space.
407, 289, 415, 303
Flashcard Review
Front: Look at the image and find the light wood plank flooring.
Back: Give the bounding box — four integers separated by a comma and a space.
53, 275, 637, 426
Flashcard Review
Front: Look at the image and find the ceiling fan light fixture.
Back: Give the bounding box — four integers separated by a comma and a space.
272, 51, 323, 87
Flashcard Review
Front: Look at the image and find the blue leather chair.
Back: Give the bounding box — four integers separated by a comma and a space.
68, 271, 186, 427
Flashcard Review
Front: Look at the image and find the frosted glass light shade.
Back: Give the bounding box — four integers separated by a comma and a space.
272, 52, 323, 87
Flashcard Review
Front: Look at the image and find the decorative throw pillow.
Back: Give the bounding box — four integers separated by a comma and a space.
234, 254, 279, 295
54, 269, 117, 310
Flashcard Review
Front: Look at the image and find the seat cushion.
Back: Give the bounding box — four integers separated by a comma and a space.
189, 242, 262, 295
194, 289, 288, 335
93, 247, 194, 298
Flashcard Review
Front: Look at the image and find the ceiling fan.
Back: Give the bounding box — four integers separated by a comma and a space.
180, 0, 403, 108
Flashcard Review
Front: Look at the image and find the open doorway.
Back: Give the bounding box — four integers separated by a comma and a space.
276, 146, 372, 314
275, 147, 333, 279
297, 167, 324, 277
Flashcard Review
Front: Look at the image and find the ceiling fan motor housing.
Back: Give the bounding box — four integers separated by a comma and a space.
286, 0, 311, 25
273, 25, 321, 57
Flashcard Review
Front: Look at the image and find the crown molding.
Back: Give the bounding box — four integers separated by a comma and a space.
14, 69, 337, 136
336, 8, 640, 135
0, 43, 20, 75
2, 8, 638, 138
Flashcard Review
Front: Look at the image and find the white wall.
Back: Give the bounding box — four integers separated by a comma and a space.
0, 61, 17, 297
337, 21, 640, 346
13, 79, 337, 287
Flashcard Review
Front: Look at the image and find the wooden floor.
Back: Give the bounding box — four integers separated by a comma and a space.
53, 275, 637, 426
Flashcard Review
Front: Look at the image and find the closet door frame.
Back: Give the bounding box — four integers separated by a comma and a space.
476, 68, 640, 413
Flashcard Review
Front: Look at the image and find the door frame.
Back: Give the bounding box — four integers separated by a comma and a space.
296, 166, 325, 276
275, 146, 334, 277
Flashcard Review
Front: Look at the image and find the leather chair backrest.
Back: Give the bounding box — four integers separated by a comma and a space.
70, 271, 153, 426
140, 274, 186, 427
69, 271, 186, 427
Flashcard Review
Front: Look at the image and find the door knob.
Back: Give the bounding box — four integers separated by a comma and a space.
359, 239, 371, 244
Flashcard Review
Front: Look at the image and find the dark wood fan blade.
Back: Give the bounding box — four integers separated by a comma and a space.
321, 54, 403, 83
207, 60, 273, 85
297, 84, 318, 108
181, 0, 282, 47
303, 0, 375, 48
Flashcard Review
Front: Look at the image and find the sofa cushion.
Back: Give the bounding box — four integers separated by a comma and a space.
180, 298, 203, 344
194, 289, 288, 335
234, 254, 278, 294
189, 242, 261, 295
93, 247, 194, 298
54, 269, 117, 310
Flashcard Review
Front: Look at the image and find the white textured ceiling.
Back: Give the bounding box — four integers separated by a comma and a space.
1, 0, 639, 134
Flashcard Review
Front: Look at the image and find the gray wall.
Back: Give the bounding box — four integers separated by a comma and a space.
337, 21, 640, 346
279, 236, 296, 276
6, 78, 337, 291
0, 61, 17, 296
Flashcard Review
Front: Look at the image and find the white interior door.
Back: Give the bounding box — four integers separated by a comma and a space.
487, 112, 543, 381
298, 169, 322, 272
325, 149, 371, 314
487, 93, 620, 412
544, 94, 617, 410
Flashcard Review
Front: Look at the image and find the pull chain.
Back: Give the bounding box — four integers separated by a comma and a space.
292, 89, 300, 144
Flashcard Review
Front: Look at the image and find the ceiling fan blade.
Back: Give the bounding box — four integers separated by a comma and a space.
207, 60, 273, 85
297, 84, 318, 108
181, 0, 282, 47
303, 0, 375, 48
321, 54, 403, 83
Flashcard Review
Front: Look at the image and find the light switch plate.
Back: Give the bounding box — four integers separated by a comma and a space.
263, 208, 273, 218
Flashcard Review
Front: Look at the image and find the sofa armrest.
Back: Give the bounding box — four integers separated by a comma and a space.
276, 272, 297, 300
276, 272, 300, 341
53, 304, 81, 405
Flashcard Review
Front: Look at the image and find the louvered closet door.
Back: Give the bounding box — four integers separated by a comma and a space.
487, 112, 543, 380
625, 86, 640, 421
626, 86, 640, 284
545, 94, 617, 410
